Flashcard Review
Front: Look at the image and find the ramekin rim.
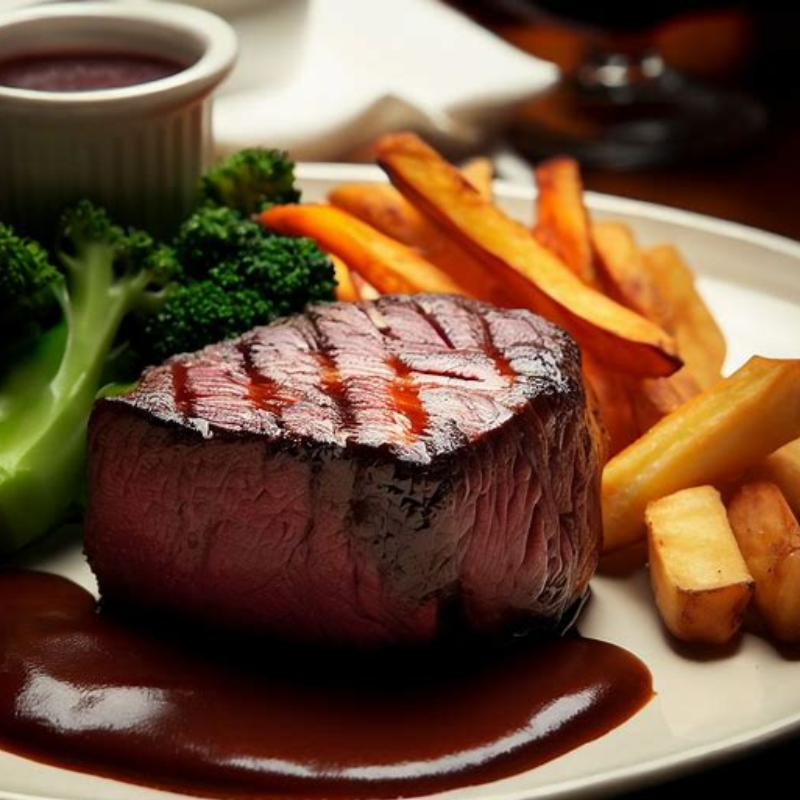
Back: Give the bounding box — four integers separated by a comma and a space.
0, 1, 238, 107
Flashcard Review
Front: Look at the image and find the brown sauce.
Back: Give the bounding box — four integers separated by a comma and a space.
0, 51, 185, 92
0, 571, 652, 799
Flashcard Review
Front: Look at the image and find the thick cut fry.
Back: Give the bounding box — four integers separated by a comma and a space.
376, 132, 680, 379
646, 486, 753, 645
534, 157, 597, 285
644, 244, 726, 388
751, 438, 800, 521
328, 184, 513, 306
728, 481, 800, 643
330, 255, 359, 302
460, 157, 493, 200
603, 356, 800, 553
261, 204, 465, 297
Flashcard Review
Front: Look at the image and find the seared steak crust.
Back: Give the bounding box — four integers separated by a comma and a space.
85, 295, 602, 647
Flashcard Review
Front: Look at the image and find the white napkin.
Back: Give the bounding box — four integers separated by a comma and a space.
212, 0, 556, 160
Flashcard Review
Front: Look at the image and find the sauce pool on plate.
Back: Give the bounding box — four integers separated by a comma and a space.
0, 571, 653, 799
0, 51, 186, 92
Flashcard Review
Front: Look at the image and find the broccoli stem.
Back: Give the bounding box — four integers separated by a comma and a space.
0, 243, 147, 554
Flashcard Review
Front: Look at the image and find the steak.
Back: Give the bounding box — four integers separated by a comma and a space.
85, 294, 602, 647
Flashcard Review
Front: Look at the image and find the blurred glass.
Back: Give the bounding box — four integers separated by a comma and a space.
456, 1, 766, 169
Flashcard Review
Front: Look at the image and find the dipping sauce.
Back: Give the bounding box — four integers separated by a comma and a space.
0, 51, 185, 92
0, 571, 653, 799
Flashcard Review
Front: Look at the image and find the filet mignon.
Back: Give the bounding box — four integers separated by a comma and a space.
85, 294, 602, 647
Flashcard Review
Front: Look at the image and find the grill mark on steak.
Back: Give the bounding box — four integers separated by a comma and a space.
475, 310, 516, 382
409, 297, 455, 350
170, 362, 196, 418
388, 355, 428, 439
236, 339, 296, 416
305, 309, 358, 437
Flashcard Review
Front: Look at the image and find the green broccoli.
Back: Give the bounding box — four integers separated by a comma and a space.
135, 206, 335, 363
199, 148, 301, 216
0, 202, 176, 554
0, 223, 61, 342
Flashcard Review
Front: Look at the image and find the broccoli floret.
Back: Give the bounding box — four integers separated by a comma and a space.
140, 282, 275, 363
199, 148, 301, 216
134, 206, 336, 361
210, 235, 336, 316
0, 223, 62, 338
173, 206, 263, 277
0, 202, 174, 554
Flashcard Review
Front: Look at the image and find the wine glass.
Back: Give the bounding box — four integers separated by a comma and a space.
481, 1, 767, 169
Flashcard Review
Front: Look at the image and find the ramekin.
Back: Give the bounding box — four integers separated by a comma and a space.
0, 2, 238, 239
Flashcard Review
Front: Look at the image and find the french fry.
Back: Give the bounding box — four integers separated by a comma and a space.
260, 204, 466, 297
752, 437, 800, 520
603, 356, 800, 553
728, 481, 800, 643
583, 356, 639, 458
328, 184, 514, 306
460, 157, 494, 200
633, 371, 703, 433
330, 254, 359, 303
592, 223, 667, 322
646, 486, 753, 645
351, 271, 381, 301
643, 244, 726, 388
592, 222, 702, 427
534, 157, 597, 285
376, 133, 681, 379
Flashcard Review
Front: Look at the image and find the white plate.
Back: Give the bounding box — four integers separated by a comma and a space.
3, 164, 800, 800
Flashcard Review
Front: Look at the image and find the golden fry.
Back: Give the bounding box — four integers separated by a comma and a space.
534, 157, 597, 285
646, 486, 753, 645
603, 356, 800, 553
643, 244, 726, 388
330, 254, 359, 303
728, 481, 800, 643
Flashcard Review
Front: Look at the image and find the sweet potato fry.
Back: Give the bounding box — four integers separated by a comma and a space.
534, 157, 597, 285
376, 133, 680, 379
460, 157, 493, 200
328, 184, 513, 306
646, 486, 753, 645
728, 481, 800, 643
643, 244, 726, 388
261, 204, 465, 296
603, 356, 800, 553
751, 437, 800, 520
330, 255, 359, 303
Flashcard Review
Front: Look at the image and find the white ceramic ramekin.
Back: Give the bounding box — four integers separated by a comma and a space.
0, 2, 238, 238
